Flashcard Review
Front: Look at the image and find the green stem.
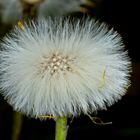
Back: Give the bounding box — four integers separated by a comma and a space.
12, 112, 23, 140
55, 117, 68, 140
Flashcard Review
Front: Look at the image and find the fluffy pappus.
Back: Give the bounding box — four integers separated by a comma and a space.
0, 17, 131, 118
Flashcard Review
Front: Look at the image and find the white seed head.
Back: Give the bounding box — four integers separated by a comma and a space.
0, 17, 131, 118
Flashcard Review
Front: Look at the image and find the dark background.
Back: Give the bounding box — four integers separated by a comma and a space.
0, 0, 140, 139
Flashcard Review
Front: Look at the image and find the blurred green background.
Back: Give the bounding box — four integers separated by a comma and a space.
0, 0, 139, 139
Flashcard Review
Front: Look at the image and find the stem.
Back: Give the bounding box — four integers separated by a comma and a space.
12, 112, 23, 140
55, 117, 68, 140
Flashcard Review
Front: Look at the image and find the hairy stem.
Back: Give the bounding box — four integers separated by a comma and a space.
55, 117, 68, 140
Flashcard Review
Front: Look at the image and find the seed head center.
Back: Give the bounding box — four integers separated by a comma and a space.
41, 52, 73, 75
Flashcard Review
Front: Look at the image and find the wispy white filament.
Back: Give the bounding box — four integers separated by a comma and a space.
0, 17, 131, 117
